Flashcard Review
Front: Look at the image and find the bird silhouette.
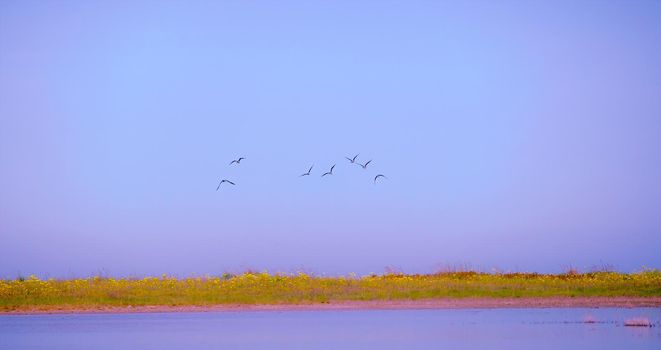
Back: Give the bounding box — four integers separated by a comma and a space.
300, 165, 314, 177
345, 154, 360, 164
229, 157, 245, 165
374, 174, 387, 184
216, 179, 236, 190
322, 164, 336, 177
358, 160, 372, 169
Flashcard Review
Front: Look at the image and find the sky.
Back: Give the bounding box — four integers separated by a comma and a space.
1, 1, 660, 278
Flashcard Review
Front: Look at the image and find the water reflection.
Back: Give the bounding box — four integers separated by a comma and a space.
1, 308, 659, 350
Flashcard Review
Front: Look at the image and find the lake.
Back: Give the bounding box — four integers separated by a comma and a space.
1, 308, 660, 349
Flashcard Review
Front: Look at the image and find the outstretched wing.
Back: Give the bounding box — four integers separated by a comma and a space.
216, 181, 223, 191
322, 172, 330, 177
345, 157, 352, 162
226, 180, 236, 185
229, 160, 237, 165
330, 164, 336, 172
374, 174, 386, 183
364, 160, 372, 167
352, 154, 359, 162
308, 165, 314, 173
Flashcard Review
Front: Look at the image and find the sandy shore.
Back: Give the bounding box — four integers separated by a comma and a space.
4, 297, 661, 315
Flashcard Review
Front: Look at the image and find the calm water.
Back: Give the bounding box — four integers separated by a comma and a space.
1, 308, 660, 350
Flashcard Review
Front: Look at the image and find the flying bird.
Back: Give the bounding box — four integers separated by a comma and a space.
322, 164, 336, 177
216, 179, 236, 190
345, 154, 360, 164
358, 160, 372, 169
229, 157, 245, 165
300, 165, 314, 177
374, 174, 387, 184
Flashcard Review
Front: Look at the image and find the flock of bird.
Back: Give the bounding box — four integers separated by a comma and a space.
216, 154, 387, 191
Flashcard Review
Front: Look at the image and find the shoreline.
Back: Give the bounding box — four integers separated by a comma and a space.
4, 297, 661, 315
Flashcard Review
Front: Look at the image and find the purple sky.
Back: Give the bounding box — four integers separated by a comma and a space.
1, 1, 660, 277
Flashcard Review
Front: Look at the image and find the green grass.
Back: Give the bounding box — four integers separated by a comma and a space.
2, 270, 660, 311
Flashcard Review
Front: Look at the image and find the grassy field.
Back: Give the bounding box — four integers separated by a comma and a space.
2, 270, 660, 311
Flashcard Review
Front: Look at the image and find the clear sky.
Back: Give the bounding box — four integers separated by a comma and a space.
1, 1, 660, 278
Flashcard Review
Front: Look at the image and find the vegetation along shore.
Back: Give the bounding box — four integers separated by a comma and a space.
2, 270, 660, 313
